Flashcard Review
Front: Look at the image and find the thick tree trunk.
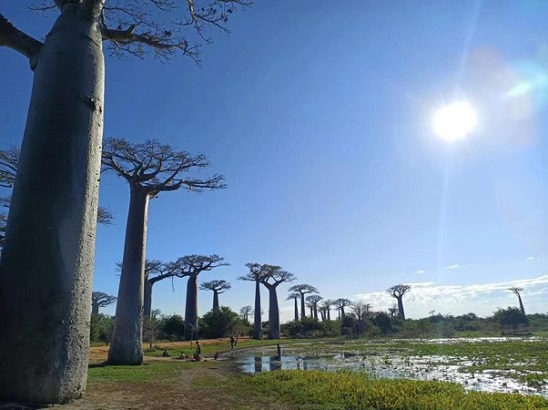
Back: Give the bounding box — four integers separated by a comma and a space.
397, 297, 405, 321
293, 297, 298, 321
253, 280, 262, 340
212, 290, 219, 311
517, 295, 526, 316
108, 187, 150, 365
267, 286, 280, 339
0, 6, 104, 404
143, 279, 153, 319
313, 305, 318, 320
300, 293, 306, 319
327, 308, 331, 321
92, 303, 100, 316
184, 274, 198, 340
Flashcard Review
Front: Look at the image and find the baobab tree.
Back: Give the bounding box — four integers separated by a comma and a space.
0, 1, 248, 403
169, 255, 228, 340
387, 284, 411, 321
334, 298, 352, 319
287, 292, 301, 322
288, 284, 319, 320
103, 138, 225, 364
238, 263, 264, 340
91, 292, 117, 315
143, 260, 176, 319
306, 295, 323, 320
200, 280, 231, 312
508, 287, 526, 316
259, 265, 296, 339
319, 304, 328, 321
321, 299, 334, 321
351, 301, 372, 320
239, 305, 253, 322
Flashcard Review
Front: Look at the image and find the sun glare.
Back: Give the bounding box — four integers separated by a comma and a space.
432, 101, 478, 143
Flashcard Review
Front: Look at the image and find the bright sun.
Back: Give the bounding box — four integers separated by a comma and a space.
432, 101, 478, 143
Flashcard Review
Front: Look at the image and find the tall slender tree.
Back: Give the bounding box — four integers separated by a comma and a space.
103, 139, 225, 364
0, 2, 248, 403
91, 291, 117, 315
306, 295, 323, 320
143, 260, 177, 319
387, 284, 411, 321
508, 287, 526, 316
200, 280, 231, 311
286, 292, 301, 322
334, 298, 352, 319
238, 263, 264, 340
169, 255, 228, 340
259, 265, 295, 339
288, 284, 319, 320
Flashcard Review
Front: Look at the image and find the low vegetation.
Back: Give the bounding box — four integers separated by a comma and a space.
238, 370, 548, 410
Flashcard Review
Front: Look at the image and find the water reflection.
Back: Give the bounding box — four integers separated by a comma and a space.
241, 355, 328, 373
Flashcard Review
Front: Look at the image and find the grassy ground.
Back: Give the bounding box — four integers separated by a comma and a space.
53, 337, 548, 410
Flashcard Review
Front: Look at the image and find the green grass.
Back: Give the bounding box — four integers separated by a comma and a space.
239, 370, 548, 410
87, 360, 196, 384
143, 337, 304, 358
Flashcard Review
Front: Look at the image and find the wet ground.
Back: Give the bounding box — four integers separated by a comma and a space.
232, 337, 548, 398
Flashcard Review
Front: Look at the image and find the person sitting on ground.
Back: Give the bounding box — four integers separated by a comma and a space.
162, 349, 170, 357
213, 351, 219, 360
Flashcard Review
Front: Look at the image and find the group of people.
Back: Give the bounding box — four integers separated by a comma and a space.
159, 335, 238, 362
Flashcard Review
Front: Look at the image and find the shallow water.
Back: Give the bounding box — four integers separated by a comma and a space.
233, 338, 547, 398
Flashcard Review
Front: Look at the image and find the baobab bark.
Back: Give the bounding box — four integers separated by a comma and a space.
108, 186, 150, 365
92, 303, 100, 316
265, 285, 281, 339
143, 279, 153, 319
396, 297, 405, 321
0, 4, 104, 403
294, 297, 299, 321
253, 280, 262, 340
212, 289, 220, 311
300, 293, 306, 319
184, 273, 199, 340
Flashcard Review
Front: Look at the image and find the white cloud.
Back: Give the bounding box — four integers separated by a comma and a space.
415, 269, 426, 275
353, 275, 548, 318
527, 256, 535, 260
445, 264, 461, 270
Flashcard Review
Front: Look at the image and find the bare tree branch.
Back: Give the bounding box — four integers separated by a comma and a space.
0, 13, 42, 63
101, 137, 226, 196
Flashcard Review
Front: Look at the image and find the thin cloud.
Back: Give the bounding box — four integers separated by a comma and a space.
415, 269, 426, 275
445, 264, 461, 269
353, 275, 548, 317
527, 256, 535, 260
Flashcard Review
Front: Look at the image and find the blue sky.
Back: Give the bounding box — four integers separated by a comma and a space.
1, 1, 547, 322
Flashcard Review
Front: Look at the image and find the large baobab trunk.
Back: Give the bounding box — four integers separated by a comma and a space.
253, 280, 262, 339
294, 297, 299, 321
184, 274, 199, 340
92, 303, 100, 316
108, 187, 150, 365
397, 297, 405, 321
300, 294, 306, 319
267, 286, 280, 339
0, 6, 104, 403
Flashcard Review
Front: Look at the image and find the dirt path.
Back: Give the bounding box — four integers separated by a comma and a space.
53, 345, 294, 410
